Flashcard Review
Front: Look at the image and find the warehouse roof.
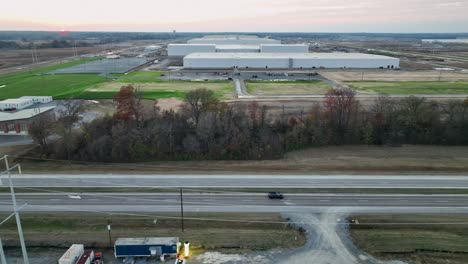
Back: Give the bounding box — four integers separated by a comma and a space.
185, 52, 398, 60
0, 103, 56, 122
115, 237, 179, 246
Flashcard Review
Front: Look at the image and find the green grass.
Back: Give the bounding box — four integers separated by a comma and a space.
112, 71, 163, 83
84, 81, 235, 100
0, 58, 107, 100
246, 80, 331, 94
0, 213, 305, 252
350, 214, 468, 263
0, 60, 235, 100
347, 81, 468, 94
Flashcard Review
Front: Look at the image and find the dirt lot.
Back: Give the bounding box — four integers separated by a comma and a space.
350, 214, 468, 264
321, 70, 468, 82
246, 80, 331, 95
0, 47, 104, 70
6, 145, 468, 175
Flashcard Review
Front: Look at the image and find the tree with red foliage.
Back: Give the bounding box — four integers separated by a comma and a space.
113, 84, 143, 122
324, 88, 357, 140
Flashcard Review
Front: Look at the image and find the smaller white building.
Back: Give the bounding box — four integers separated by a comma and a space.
20, 96, 53, 104
0, 98, 34, 111
168, 44, 216, 57
260, 44, 309, 53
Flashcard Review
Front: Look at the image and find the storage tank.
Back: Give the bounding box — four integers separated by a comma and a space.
58, 244, 84, 264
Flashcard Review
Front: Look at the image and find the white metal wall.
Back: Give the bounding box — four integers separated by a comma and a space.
188, 39, 281, 45
260, 44, 309, 53
184, 56, 400, 69
293, 58, 400, 69
168, 44, 216, 57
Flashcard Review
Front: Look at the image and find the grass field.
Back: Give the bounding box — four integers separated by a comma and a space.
110, 71, 163, 83
346, 81, 468, 94
0, 213, 304, 254
84, 80, 235, 99
0, 61, 235, 100
0, 58, 107, 100
246, 80, 331, 95
350, 214, 468, 264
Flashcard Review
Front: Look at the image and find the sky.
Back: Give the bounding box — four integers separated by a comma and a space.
1, 0, 468, 32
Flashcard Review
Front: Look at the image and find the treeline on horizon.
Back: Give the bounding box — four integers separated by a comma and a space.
28, 86, 468, 163
1, 31, 468, 42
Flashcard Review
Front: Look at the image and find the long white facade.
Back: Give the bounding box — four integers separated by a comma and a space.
168, 44, 216, 57
260, 44, 309, 53
188, 35, 280, 45
183, 53, 400, 69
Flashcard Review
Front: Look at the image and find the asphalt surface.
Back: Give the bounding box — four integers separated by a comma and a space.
1, 193, 468, 213
3, 174, 468, 189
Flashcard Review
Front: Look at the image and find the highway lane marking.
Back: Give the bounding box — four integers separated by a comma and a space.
319, 200, 330, 202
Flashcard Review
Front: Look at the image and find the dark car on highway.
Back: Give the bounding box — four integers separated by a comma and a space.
268, 192, 284, 199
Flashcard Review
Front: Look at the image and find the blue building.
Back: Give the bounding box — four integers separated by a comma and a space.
114, 237, 179, 258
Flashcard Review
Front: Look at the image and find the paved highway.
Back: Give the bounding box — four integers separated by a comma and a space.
3, 174, 468, 189
1, 193, 468, 213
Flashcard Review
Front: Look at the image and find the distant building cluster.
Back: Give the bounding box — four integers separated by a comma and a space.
168, 35, 400, 69
0, 96, 55, 135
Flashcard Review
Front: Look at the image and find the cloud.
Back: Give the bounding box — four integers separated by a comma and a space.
1, 0, 467, 32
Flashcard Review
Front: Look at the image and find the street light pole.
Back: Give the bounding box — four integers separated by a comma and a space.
2, 155, 29, 264
107, 219, 112, 247
180, 188, 184, 232
0, 239, 7, 264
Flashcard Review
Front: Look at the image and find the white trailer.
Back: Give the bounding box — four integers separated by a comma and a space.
58, 244, 84, 264
20, 96, 53, 104
0, 98, 34, 111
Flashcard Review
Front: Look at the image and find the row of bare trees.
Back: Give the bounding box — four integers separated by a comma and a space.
29, 85, 468, 162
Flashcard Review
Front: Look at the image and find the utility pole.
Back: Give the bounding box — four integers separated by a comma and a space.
2, 155, 29, 264
107, 219, 112, 247
180, 188, 184, 232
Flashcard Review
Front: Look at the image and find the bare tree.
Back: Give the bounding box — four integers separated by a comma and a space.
55, 100, 85, 159
324, 88, 357, 141
183, 88, 218, 126
28, 115, 53, 152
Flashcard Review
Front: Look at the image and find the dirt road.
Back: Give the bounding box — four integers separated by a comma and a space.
277, 211, 407, 264
193, 210, 408, 264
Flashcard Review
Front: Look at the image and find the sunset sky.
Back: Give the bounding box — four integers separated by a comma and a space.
1, 0, 467, 32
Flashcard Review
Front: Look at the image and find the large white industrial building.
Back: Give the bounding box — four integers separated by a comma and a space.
187, 35, 281, 45
168, 35, 400, 69
184, 53, 400, 69
168, 44, 216, 57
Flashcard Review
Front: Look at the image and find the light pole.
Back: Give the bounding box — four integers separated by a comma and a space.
1, 155, 29, 264
107, 219, 112, 247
